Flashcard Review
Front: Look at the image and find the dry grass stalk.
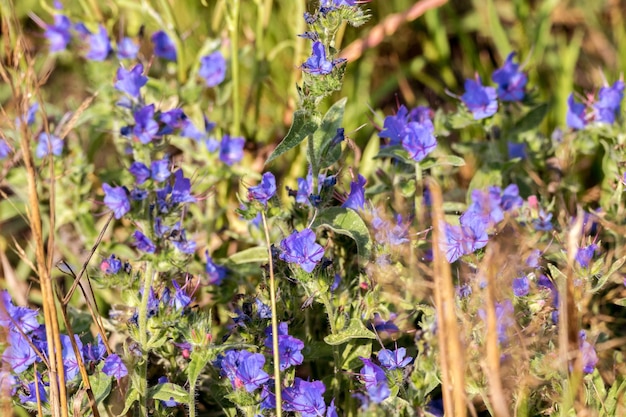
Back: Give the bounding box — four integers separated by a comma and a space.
426, 178, 467, 417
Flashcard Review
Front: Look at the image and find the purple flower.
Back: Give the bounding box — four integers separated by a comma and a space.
205, 252, 227, 285
219, 350, 270, 392
507, 141, 526, 160
102, 354, 128, 378
478, 299, 515, 344
61, 334, 83, 381
16, 102, 39, 127
171, 232, 197, 254
36, 133, 63, 158
461, 76, 498, 120
159, 108, 186, 132
264, 323, 305, 371
171, 280, 191, 310
465, 186, 504, 226
500, 184, 523, 211
84, 25, 111, 61
133, 230, 156, 253
0, 139, 10, 159
566, 94, 587, 130
117, 37, 139, 60
100, 254, 122, 275
379, 106, 409, 146
280, 229, 325, 273
151, 158, 170, 182
157, 377, 178, 407
402, 121, 437, 162
512, 275, 529, 297
219, 135, 245, 166
199, 52, 227, 87
302, 42, 334, 75
151, 31, 177, 61
594, 81, 624, 124
359, 358, 390, 404
342, 174, 366, 211
526, 249, 541, 268
19, 376, 47, 404
44, 15, 72, 51
378, 347, 413, 370
491, 52, 527, 102
248, 172, 276, 206
129, 161, 151, 185
370, 313, 399, 335
255, 299, 272, 319
282, 378, 327, 417
2, 331, 37, 374
82, 334, 106, 365
576, 243, 598, 268
115, 64, 148, 97
532, 210, 553, 231
0, 291, 39, 334
133, 104, 160, 144
579, 331, 598, 374
171, 170, 196, 203
102, 183, 130, 219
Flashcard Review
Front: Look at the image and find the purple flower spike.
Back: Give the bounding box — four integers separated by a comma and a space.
359, 358, 390, 404
461, 76, 498, 120
36, 133, 63, 158
102, 183, 130, 219
378, 347, 413, 370
248, 172, 276, 206
219, 135, 245, 166
133, 230, 156, 253
594, 80, 624, 124
117, 37, 139, 60
566, 94, 587, 130
280, 228, 325, 273
44, 15, 72, 52
151, 31, 177, 61
115, 64, 148, 97
402, 121, 437, 162
85, 25, 111, 61
491, 52, 527, 102
342, 174, 366, 211
199, 52, 227, 87
302, 42, 334, 75
133, 104, 159, 144
102, 354, 128, 378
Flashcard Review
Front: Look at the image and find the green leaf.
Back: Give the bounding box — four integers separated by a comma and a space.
614, 298, 626, 307
266, 109, 319, 164
509, 103, 549, 136
228, 247, 268, 264
324, 319, 376, 345
419, 155, 466, 170
120, 387, 139, 415
312, 207, 372, 260
591, 256, 626, 293
341, 341, 372, 370
148, 383, 190, 404
188, 350, 213, 386
311, 98, 347, 169
374, 146, 415, 165
87, 369, 112, 406
486, 0, 513, 60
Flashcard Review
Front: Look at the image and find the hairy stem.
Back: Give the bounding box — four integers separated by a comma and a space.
229, 0, 242, 137
137, 263, 156, 417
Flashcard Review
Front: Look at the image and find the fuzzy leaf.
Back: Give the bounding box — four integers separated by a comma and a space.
312, 207, 372, 260
591, 256, 626, 293
148, 383, 190, 404
228, 247, 268, 264
311, 97, 347, 169
266, 109, 319, 164
324, 319, 376, 345
509, 103, 549, 136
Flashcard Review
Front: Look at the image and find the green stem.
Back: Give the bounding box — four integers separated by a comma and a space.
229, 0, 242, 137
319, 291, 341, 398
261, 212, 282, 417
308, 133, 319, 191
137, 263, 156, 417
188, 381, 197, 417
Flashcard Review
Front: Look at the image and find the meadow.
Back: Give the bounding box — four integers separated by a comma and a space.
1, 0, 626, 416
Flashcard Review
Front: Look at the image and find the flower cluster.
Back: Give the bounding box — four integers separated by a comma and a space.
566, 80, 624, 129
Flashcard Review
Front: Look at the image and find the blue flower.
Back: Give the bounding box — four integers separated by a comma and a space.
478, 299, 515, 344
379, 105, 409, 146
0, 291, 40, 334
0, 139, 10, 159
282, 378, 327, 417
61, 334, 83, 381
44, 15, 72, 52
576, 243, 598, 268
342, 174, 366, 211
491, 52, 527, 102
280, 229, 325, 273
157, 377, 178, 407
205, 252, 227, 285
526, 249, 541, 268
219, 350, 270, 392
36, 133, 63, 158
102, 354, 128, 379
594, 81, 624, 124
151, 31, 177, 61
102, 183, 130, 219
171, 170, 196, 203
16, 102, 39, 127
84, 25, 111, 61
2, 331, 37, 374
500, 184, 523, 211
264, 322, 305, 371
248, 172, 276, 206
532, 210, 553, 231
402, 121, 437, 162
507, 141, 526, 160
377, 347, 413, 370
566, 94, 587, 130
359, 358, 390, 404
219, 135, 245, 166
199, 52, 227, 87
579, 331, 598, 374
171, 281, 191, 310
461, 76, 498, 120
115, 64, 148, 98
82, 334, 106, 365
151, 158, 170, 182
133, 231, 156, 253
129, 161, 150, 185
512, 275, 529, 297
255, 299, 272, 319
116, 37, 139, 60
133, 105, 160, 144
100, 254, 122, 274
302, 42, 334, 75
19, 375, 47, 404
